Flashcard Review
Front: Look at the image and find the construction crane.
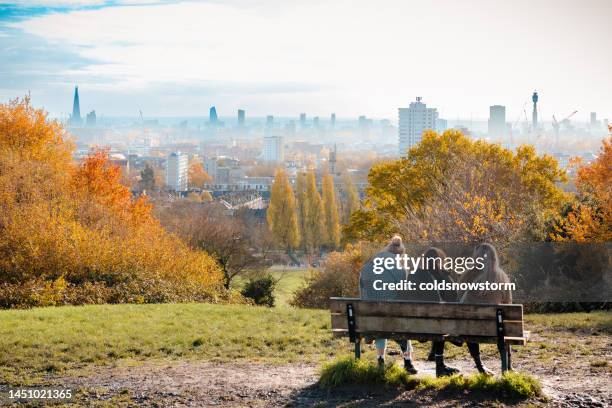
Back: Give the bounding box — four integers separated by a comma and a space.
552, 110, 577, 148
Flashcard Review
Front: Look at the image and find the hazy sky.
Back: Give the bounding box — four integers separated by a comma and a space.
1, 0, 611, 121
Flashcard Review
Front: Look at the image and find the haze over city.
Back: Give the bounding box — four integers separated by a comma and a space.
1, 0, 611, 121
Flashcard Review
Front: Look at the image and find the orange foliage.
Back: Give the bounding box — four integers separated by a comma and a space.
0, 97, 226, 308
552, 135, 612, 242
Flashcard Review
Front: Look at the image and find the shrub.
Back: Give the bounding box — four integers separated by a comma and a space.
0, 97, 226, 308
291, 242, 378, 309
241, 275, 277, 307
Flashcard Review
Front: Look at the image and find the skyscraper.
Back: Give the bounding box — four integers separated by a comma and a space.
263, 136, 284, 162
488, 105, 506, 138
398, 97, 438, 154
237, 109, 245, 126
166, 152, 189, 192
532, 91, 538, 129
266, 115, 274, 128
590, 112, 598, 128
299, 113, 306, 127
330, 113, 336, 128
70, 86, 82, 126
209, 106, 218, 124
86, 110, 96, 127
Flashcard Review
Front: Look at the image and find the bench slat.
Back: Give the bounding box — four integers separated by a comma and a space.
331, 330, 527, 345
331, 314, 523, 337
330, 298, 523, 321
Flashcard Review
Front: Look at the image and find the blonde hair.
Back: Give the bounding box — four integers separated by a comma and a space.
384, 234, 406, 255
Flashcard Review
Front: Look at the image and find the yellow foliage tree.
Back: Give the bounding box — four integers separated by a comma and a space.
267, 168, 300, 250
303, 171, 326, 252
341, 171, 360, 225
322, 172, 341, 248
344, 130, 568, 243
295, 172, 308, 250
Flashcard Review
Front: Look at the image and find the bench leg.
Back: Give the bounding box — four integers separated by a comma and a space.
354, 337, 361, 359
507, 344, 512, 371
498, 340, 508, 373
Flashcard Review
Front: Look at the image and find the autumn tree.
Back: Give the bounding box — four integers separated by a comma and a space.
303, 171, 326, 253
345, 130, 568, 243
267, 168, 300, 251
341, 171, 360, 225
551, 132, 612, 242
188, 160, 212, 189
322, 172, 341, 248
158, 202, 273, 289
295, 172, 308, 250
140, 163, 156, 192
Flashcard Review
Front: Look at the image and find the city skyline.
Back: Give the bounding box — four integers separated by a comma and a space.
1, 0, 611, 122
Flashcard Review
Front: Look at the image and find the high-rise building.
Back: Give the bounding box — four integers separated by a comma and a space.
266, 115, 274, 128
263, 135, 284, 162
532, 92, 538, 129
436, 118, 448, 132
209, 106, 218, 124
590, 112, 598, 128
237, 109, 245, 126
299, 113, 306, 127
398, 97, 438, 154
86, 110, 96, 127
204, 157, 218, 181
313, 116, 320, 128
166, 152, 189, 192
330, 113, 336, 128
70, 86, 82, 126
488, 105, 506, 138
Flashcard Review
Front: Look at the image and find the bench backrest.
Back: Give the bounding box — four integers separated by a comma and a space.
330, 297, 524, 339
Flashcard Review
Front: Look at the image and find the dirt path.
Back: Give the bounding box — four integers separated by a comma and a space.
56, 355, 610, 407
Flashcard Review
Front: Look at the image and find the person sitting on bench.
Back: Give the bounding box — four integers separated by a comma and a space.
408, 247, 460, 377
360, 235, 417, 374
459, 243, 513, 375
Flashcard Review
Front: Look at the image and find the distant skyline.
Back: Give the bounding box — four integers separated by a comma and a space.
1, 0, 611, 122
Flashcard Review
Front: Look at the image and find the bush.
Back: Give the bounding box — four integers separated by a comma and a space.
0, 98, 226, 308
320, 356, 543, 399
291, 242, 378, 308
241, 275, 277, 307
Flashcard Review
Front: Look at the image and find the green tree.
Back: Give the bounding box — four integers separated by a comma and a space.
322, 172, 341, 248
267, 168, 300, 250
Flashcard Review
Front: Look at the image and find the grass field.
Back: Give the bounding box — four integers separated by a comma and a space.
0, 300, 610, 386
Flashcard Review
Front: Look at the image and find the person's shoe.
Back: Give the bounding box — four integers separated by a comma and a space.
435, 355, 460, 377
476, 363, 494, 376
377, 356, 385, 370
403, 358, 417, 375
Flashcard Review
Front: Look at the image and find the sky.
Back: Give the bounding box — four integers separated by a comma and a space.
1, 0, 611, 121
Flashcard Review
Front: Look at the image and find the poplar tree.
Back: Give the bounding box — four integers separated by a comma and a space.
342, 171, 360, 224
295, 172, 308, 250
304, 171, 325, 252
322, 172, 341, 248
267, 168, 300, 251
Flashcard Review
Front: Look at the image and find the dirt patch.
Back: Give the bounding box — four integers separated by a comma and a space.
54, 351, 610, 407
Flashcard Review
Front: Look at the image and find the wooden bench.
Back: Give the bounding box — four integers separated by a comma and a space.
330, 297, 528, 372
